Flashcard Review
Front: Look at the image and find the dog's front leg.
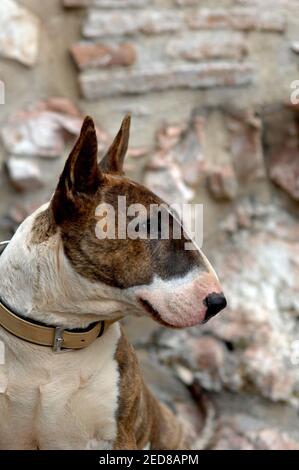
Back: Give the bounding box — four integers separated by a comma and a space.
143, 386, 189, 450
115, 331, 189, 450
113, 425, 138, 450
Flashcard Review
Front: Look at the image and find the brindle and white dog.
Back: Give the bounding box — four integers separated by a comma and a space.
0, 116, 226, 450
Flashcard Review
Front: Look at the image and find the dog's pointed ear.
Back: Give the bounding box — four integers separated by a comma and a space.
100, 114, 131, 174
51, 116, 103, 224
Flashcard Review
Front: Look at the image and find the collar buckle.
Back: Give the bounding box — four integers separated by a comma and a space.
53, 326, 65, 353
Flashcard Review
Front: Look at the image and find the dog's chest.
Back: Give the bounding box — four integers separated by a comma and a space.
0, 325, 121, 450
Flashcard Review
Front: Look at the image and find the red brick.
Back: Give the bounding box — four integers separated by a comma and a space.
156, 123, 186, 152
79, 62, 255, 99
167, 32, 247, 61
237, 0, 295, 6
187, 8, 285, 32
83, 10, 184, 37
269, 148, 299, 201
225, 111, 265, 183
207, 164, 238, 200
174, 0, 198, 5
263, 105, 299, 201
127, 147, 149, 158
45, 97, 81, 117
70, 42, 136, 70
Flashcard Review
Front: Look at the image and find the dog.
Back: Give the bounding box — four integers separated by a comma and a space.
0, 116, 226, 450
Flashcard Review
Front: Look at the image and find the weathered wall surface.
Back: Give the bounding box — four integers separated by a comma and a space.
1, 0, 299, 234
0, 0, 299, 449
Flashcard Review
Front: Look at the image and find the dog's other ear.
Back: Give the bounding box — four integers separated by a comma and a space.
100, 114, 131, 174
51, 116, 103, 224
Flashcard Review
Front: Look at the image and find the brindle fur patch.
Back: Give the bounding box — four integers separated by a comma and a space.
55, 175, 204, 289
114, 328, 188, 450
31, 208, 57, 245
34, 115, 207, 290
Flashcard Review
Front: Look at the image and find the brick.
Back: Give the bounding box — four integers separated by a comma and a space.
167, 32, 247, 62
46, 97, 81, 117
79, 62, 255, 99
149, 117, 206, 191
156, 123, 186, 152
1, 98, 110, 158
0, 0, 40, 67
63, 0, 148, 7
237, 0, 296, 6
174, 0, 198, 5
187, 8, 285, 33
63, 0, 90, 5
269, 148, 299, 201
127, 147, 149, 158
207, 164, 238, 200
70, 42, 136, 70
6, 157, 44, 192
225, 111, 265, 183
144, 116, 206, 204
83, 10, 184, 37
170, 116, 207, 188
263, 106, 299, 201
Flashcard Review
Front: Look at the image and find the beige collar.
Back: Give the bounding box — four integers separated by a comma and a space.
0, 241, 121, 352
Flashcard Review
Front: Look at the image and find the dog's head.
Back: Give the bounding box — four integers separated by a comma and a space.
49, 116, 226, 328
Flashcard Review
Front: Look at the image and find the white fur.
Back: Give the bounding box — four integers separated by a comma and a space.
128, 269, 222, 327
0, 204, 124, 449
0, 323, 121, 449
0, 204, 137, 329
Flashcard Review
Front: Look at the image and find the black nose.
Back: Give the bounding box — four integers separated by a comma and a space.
204, 293, 227, 322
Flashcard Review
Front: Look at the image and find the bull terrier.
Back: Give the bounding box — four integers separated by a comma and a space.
0, 116, 226, 450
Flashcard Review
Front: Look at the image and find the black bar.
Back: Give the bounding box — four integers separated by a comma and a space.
0, 450, 298, 468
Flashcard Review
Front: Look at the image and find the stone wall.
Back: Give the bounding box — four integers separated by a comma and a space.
1, 0, 299, 236
0, 0, 299, 449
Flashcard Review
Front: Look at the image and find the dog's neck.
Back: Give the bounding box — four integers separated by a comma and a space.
0, 204, 128, 330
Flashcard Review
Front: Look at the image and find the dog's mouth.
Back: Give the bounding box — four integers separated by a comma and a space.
138, 298, 181, 329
